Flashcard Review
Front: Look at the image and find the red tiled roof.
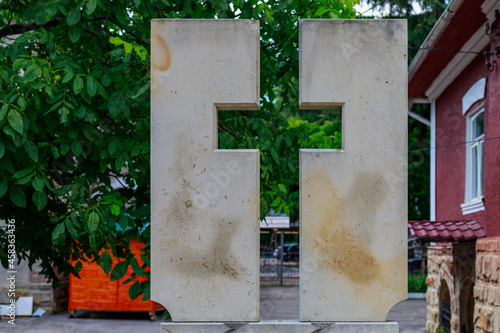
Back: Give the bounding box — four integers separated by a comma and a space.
408, 220, 486, 241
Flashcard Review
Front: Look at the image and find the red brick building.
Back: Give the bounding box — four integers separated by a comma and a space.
408, 0, 499, 332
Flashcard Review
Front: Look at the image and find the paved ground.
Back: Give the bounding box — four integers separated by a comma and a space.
0, 286, 426, 332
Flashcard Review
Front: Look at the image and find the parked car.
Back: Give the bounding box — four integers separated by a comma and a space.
273, 243, 299, 262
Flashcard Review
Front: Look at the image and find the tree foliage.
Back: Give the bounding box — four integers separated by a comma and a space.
0, 0, 359, 302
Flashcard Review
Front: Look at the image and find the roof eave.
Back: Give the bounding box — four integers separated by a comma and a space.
408, 0, 465, 82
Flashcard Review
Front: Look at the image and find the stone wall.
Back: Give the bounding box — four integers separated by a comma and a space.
426, 242, 477, 333
474, 238, 500, 333
426, 243, 454, 333
0, 260, 54, 314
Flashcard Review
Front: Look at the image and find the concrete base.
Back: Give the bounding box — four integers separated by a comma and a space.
160, 321, 399, 332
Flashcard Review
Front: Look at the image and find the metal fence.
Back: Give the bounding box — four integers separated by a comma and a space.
260, 251, 299, 286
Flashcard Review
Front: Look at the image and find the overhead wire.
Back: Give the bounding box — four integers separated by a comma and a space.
409, 136, 500, 153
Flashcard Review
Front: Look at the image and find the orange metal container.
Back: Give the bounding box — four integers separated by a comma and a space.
68, 240, 162, 318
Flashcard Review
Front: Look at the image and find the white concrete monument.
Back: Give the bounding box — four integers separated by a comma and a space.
299, 19, 408, 322
151, 19, 261, 322
152, 18, 407, 332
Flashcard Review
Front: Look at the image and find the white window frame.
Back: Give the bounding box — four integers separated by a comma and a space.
461, 105, 485, 215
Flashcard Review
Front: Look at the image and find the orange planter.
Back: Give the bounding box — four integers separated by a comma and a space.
68, 240, 163, 318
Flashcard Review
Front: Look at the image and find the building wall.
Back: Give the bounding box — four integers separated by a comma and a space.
435, 54, 490, 226
483, 49, 500, 237
474, 238, 500, 333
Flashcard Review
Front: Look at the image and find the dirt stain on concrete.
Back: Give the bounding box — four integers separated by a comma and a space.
163, 141, 246, 281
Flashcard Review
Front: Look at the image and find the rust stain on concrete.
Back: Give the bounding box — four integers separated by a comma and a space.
305, 170, 382, 285
151, 33, 171, 71
303, 165, 406, 318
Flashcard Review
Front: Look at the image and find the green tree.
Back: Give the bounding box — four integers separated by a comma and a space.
0, 0, 359, 302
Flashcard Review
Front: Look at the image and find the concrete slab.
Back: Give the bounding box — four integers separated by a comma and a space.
160, 320, 398, 332
150, 19, 261, 322
299, 19, 408, 322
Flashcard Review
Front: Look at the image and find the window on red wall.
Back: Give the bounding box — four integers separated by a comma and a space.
461, 107, 485, 215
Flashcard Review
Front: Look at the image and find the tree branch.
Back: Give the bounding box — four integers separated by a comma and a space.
82, 26, 104, 38
0, 18, 62, 38
109, 17, 150, 45
0, 16, 110, 38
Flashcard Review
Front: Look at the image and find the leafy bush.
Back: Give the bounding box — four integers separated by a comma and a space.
408, 273, 427, 293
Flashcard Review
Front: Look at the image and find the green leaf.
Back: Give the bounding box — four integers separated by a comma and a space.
74, 261, 83, 273
122, 276, 135, 284
108, 92, 125, 117
10, 187, 26, 207
110, 204, 120, 216
130, 257, 146, 277
12, 58, 28, 70
8, 110, 24, 134
101, 74, 111, 87
109, 36, 125, 46
0, 180, 8, 198
86, 76, 97, 97
59, 106, 70, 123
115, 155, 124, 170
100, 251, 113, 275
128, 280, 141, 300
62, 70, 74, 83
23, 66, 42, 83
24, 141, 39, 162
141, 282, 150, 301
140, 253, 150, 267
32, 177, 44, 192
118, 213, 128, 229
73, 76, 84, 94
88, 211, 100, 233
65, 217, 79, 240
69, 24, 82, 43
0, 104, 7, 121
67, 8, 81, 25
110, 260, 129, 281
13, 167, 33, 179
60, 143, 70, 155
50, 145, 60, 159
270, 147, 280, 164
86, 0, 98, 15
17, 97, 27, 110
33, 190, 47, 211
35, 9, 49, 25
71, 140, 82, 156
17, 174, 34, 185
261, 140, 272, 151
270, 197, 280, 208
108, 140, 117, 155
52, 222, 66, 246
132, 82, 150, 99
0, 142, 4, 159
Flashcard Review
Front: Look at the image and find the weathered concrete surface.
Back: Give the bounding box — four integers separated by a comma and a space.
150, 19, 260, 322
299, 20, 408, 322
